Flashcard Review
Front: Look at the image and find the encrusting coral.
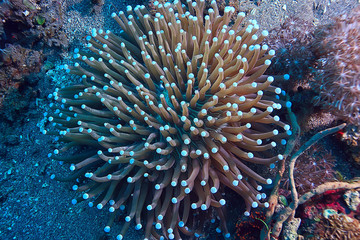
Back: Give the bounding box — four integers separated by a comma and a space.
44, 0, 291, 239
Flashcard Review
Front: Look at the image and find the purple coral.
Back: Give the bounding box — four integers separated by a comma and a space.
312, 6, 360, 126
265, 17, 316, 83
282, 145, 336, 195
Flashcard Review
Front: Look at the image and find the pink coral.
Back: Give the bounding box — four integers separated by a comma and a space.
312, 6, 360, 125
281, 145, 336, 195
266, 17, 316, 83
300, 189, 346, 219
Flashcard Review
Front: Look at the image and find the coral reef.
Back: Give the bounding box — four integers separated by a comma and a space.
343, 189, 360, 212
0, 0, 68, 49
282, 217, 301, 240
281, 144, 336, 195
0, 44, 43, 80
45, 0, 291, 239
264, 16, 322, 132
339, 124, 360, 148
234, 208, 267, 240
311, 6, 360, 126
266, 16, 316, 85
149, 0, 258, 21
0, 44, 43, 109
338, 124, 360, 167
297, 186, 360, 239
259, 123, 350, 240
0, 78, 40, 123
311, 213, 360, 239
299, 189, 347, 219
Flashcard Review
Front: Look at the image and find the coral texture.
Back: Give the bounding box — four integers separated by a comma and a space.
312, 6, 360, 126
311, 214, 360, 240
338, 124, 360, 166
0, 44, 43, 109
266, 17, 316, 83
0, 0, 68, 48
282, 145, 336, 195
46, 0, 290, 239
234, 208, 267, 240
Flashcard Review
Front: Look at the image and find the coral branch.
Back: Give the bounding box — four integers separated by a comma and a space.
261, 123, 346, 240
260, 96, 300, 240
298, 181, 360, 205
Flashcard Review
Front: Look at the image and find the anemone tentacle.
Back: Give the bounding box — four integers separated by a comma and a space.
46, 1, 290, 239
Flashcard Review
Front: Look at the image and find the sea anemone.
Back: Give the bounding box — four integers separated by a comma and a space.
45, 0, 290, 239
